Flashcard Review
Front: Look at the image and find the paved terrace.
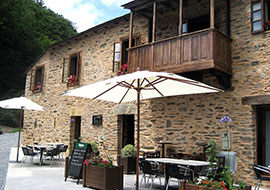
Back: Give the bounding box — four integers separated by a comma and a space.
4, 147, 180, 190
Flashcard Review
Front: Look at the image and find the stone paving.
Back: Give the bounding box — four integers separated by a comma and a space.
4, 146, 177, 190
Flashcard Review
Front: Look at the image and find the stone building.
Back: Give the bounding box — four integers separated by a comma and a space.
23, 0, 270, 188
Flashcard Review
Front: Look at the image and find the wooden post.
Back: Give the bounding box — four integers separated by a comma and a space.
152, 2, 156, 42
129, 10, 133, 49
16, 107, 23, 162
128, 10, 133, 72
135, 78, 140, 190
210, 0, 215, 28
179, 0, 183, 35
226, 0, 231, 37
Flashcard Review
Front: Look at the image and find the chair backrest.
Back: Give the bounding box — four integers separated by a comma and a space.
22, 147, 29, 156
140, 160, 157, 175
166, 164, 194, 181
27, 147, 35, 156
253, 165, 270, 179
62, 145, 68, 152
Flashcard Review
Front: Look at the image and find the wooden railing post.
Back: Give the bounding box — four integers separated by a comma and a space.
151, 2, 157, 70
179, 0, 183, 35
128, 10, 134, 72
210, 0, 215, 28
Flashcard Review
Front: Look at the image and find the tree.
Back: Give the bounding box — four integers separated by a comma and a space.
0, 0, 77, 127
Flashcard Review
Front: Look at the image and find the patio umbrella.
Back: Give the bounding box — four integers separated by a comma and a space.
64, 70, 222, 189
0, 96, 44, 162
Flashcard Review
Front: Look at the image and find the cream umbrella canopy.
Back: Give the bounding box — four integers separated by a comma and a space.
0, 96, 44, 162
64, 70, 222, 189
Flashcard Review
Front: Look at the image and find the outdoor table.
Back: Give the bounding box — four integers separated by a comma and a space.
32, 145, 48, 165
43, 143, 64, 146
157, 141, 172, 158
146, 158, 209, 189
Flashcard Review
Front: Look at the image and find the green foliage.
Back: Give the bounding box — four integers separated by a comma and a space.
73, 136, 82, 143
10, 128, 21, 133
0, 109, 20, 127
121, 144, 137, 158
0, 0, 77, 126
85, 155, 114, 168
89, 142, 99, 154
205, 140, 219, 178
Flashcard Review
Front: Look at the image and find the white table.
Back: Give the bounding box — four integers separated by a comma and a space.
146, 158, 209, 189
146, 158, 209, 166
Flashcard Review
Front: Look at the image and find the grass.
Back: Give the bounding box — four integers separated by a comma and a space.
10, 128, 21, 133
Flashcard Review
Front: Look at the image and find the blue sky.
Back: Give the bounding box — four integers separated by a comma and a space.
43, 0, 131, 32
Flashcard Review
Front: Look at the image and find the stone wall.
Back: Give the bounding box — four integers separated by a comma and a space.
23, 0, 270, 188
23, 14, 149, 160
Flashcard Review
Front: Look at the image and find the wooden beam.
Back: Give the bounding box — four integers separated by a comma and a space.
242, 95, 270, 105
210, 0, 215, 28
179, 0, 183, 35
129, 10, 134, 48
226, 0, 231, 37
152, 2, 156, 42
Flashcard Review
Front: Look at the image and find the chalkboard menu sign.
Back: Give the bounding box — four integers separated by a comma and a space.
65, 142, 91, 184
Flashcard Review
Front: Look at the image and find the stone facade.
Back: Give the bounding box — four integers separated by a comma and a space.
23, 0, 270, 188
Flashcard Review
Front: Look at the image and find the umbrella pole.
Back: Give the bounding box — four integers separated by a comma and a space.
16, 107, 23, 162
136, 79, 140, 190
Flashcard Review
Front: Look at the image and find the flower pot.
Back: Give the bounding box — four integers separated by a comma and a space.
180, 181, 252, 190
82, 163, 123, 190
118, 157, 136, 174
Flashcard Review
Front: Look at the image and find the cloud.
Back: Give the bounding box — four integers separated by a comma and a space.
44, 0, 100, 32
43, 0, 130, 33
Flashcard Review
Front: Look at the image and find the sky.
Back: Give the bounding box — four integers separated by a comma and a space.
43, 0, 132, 33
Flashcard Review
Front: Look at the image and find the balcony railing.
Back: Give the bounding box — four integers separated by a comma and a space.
128, 28, 232, 75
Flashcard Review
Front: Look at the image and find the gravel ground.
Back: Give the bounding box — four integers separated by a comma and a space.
0, 132, 20, 190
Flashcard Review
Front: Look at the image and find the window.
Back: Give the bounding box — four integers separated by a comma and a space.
252, 1, 264, 32
257, 106, 270, 166
30, 66, 44, 92
112, 36, 140, 73
62, 52, 81, 86
92, 115, 102, 125
251, 0, 270, 33
113, 42, 121, 72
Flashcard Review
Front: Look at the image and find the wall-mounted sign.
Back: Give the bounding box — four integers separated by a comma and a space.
92, 115, 102, 125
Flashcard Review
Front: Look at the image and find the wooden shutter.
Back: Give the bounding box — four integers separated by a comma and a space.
62, 57, 69, 83
76, 52, 81, 85
40, 66, 44, 91
29, 69, 34, 90
251, 0, 264, 33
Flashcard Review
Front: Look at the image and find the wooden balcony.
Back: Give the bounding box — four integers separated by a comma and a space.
128, 28, 232, 75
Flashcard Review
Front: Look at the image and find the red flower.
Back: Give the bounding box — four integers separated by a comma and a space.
84, 160, 89, 165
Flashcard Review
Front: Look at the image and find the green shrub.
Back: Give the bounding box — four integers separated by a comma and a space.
121, 144, 137, 158
89, 142, 99, 154
0, 109, 20, 128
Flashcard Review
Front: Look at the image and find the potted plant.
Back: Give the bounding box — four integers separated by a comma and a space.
83, 155, 123, 190
181, 116, 251, 190
118, 144, 137, 174
89, 142, 99, 157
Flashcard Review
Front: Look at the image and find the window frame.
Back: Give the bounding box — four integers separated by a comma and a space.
113, 42, 121, 72
31, 66, 44, 93
251, 0, 265, 33
113, 34, 141, 73
67, 52, 81, 87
